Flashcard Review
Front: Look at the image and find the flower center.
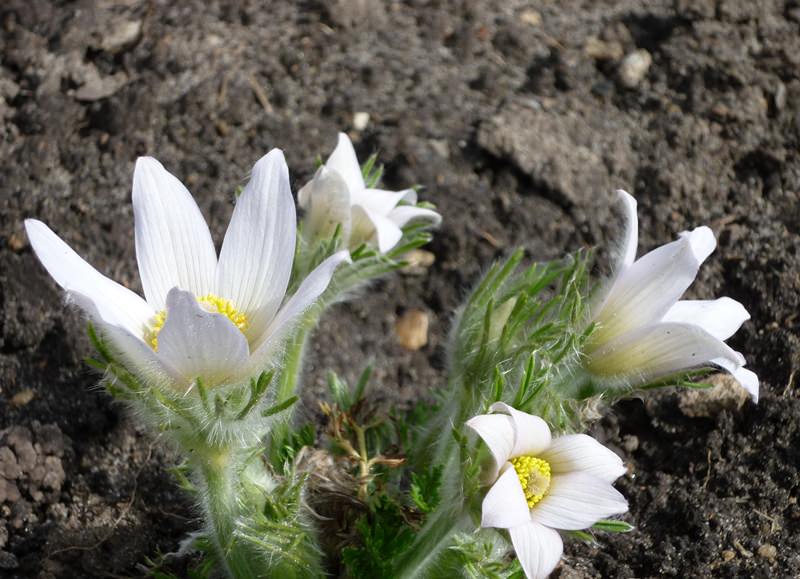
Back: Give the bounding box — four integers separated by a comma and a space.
510, 455, 552, 508
145, 294, 248, 351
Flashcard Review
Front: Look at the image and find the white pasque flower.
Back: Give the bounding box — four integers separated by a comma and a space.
298, 132, 441, 253
584, 190, 759, 402
466, 403, 628, 579
25, 150, 349, 390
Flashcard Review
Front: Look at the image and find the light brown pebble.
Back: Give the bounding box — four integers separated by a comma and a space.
10, 389, 34, 408
7, 232, 26, 252
401, 250, 436, 275
395, 309, 429, 351
519, 9, 542, 26
678, 373, 750, 418
584, 37, 624, 61
757, 544, 777, 560
721, 550, 736, 562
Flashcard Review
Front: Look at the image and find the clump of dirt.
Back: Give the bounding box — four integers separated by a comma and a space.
1, 0, 798, 577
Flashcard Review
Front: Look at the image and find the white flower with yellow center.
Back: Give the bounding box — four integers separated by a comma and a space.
25, 150, 349, 390
466, 403, 628, 579
298, 132, 441, 253
584, 190, 759, 401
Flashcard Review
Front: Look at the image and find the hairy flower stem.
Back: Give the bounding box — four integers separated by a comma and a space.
277, 310, 319, 405
194, 445, 264, 578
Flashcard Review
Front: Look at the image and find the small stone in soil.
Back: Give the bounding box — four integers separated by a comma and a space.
10, 389, 34, 407
395, 309, 429, 351
353, 112, 370, 131
678, 374, 750, 418
758, 544, 777, 560
401, 249, 435, 275
618, 49, 652, 88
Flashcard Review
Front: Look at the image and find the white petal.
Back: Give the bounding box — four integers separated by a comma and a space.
25, 219, 154, 338
352, 188, 407, 215
243, 251, 350, 374
465, 413, 515, 477
509, 522, 564, 579
387, 205, 443, 229
531, 472, 628, 531
89, 318, 177, 385
490, 402, 552, 458
216, 150, 296, 342
298, 166, 353, 245
732, 367, 759, 403
586, 321, 745, 383
325, 132, 365, 194
156, 288, 249, 387
591, 226, 717, 345
713, 358, 760, 403
662, 297, 750, 341
541, 434, 626, 483
480, 467, 531, 529
615, 190, 638, 269
400, 188, 418, 205
351, 204, 403, 253
681, 226, 716, 262
133, 157, 217, 310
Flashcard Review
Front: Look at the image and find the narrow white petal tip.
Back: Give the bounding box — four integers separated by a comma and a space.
734, 367, 760, 403
255, 148, 286, 168
336, 250, 353, 265
718, 297, 751, 322
134, 156, 163, 172
681, 225, 716, 263
616, 189, 636, 207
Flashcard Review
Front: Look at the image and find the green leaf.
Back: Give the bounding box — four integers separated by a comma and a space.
262, 395, 299, 418
327, 371, 351, 409
567, 530, 596, 543
341, 496, 416, 576
409, 465, 443, 514
237, 370, 275, 419
592, 519, 634, 533
353, 364, 373, 406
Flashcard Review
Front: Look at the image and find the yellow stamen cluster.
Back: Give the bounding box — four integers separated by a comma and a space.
510, 455, 552, 508
145, 294, 248, 351
197, 294, 249, 333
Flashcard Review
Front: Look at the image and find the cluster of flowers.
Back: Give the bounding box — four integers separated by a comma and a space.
25, 133, 757, 578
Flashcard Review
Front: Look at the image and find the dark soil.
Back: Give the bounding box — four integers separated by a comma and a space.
1, 1, 799, 577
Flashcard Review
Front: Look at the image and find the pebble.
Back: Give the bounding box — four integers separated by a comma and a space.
400, 249, 435, 275
584, 37, 624, 61
618, 49, 652, 88
721, 549, 736, 562
678, 373, 750, 418
6, 232, 26, 252
621, 434, 639, 453
758, 544, 777, 560
353, 112, 370, 131
395, 309, 429, 350
98, 19, 142, 54
10, 389, 34, 407
774, 82, 787, 111
519, 9, 542, 26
